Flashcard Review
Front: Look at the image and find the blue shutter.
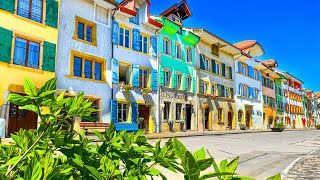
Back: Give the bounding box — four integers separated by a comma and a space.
132, 102, 138, 123
132, 64, 139, 87
112, 20, 119, 45
200, 54, 205, 70
248, 66, 254, 78
252, 109, 255, 115
111, 100, 118, 123
151, 69, 158, 91
132, 28, 141, 51
112, 58, 119, 84
238, 61, 242, 73
238, 84, 242, 96
150, 36, 157, 56
249, 87, 253, 98
257, 70, 261, 81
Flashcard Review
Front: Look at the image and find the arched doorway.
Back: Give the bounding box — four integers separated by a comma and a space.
227, 111, 233, 129
245, 111, 251, 128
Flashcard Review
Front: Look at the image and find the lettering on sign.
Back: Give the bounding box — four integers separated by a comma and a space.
162, 92, 186, 100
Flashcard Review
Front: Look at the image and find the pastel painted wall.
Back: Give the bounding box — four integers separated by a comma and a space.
56, 0, 114, 122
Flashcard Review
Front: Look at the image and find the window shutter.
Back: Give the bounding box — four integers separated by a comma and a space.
211, 59, 216, 74
112, 20, 119, 45
249, 87, 253, 98
230, 88, 234, 99
248, 66, 254, 78
111, 100, 118, 123
42, 41, 56, 72
171, 71, 176, 89
257, 70, 261, 81
132, 28, 141, 51
0, 0, 15, 13
151, 69, 158, 90
132, 64, 139, 87
200, 54, 205, 70
112, 58, 119, 84
131, 102, 138, 123
238, 84, 242, 96
192, 77, 196, 93
150, 36, 157, 56
222, 63, 226, 77
159, 66, 164, 86
199, 80, 203, 93
267, 78, 270, 87
0, 27, 13, 63
45, 0, 58, 28
238, 61, 242, 73
229, 66, 232, 79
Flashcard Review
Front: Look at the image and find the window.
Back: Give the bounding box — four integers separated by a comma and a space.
199, 80, 208, 94
83, 98, 100, 122
119, 27, 130, 48
211, 84, 216, 96
225, 87, 229, 98
71, 51, 105, 81
17, 0, 43, 23
13, 37, 40, 69
254, 69, 258, 79
216, 63, 221, 75
218, 108, 223, 123
184, 76, 190, 91
95, 4, 110, 25
254, 88, 259, 99
230, 88, 234, 99
176, 73, 182, 89
175, 43, 182, 59
212, 44, 219, 56
164, 70, 171, 87
118, 103, 128, 122
217, 84, 225, 97
129, 8, 139, 25
204, 57, 210, 71
164, 102, 170, 120
139, 34, 148, 54
176, 103, 182, 120
241, 85, 249, 97
186, 48, 192, 62
119, 63, 130, 84
270, 80, 274, 89
74, 16, 97, 45
243, 64, 248, 76
163, 38, 171, 55
139, 68, 148, 88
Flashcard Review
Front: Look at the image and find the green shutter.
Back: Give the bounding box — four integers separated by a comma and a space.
45, 0, 59, 28
0, 0, 15, 13
182, 73, 187, 90
42, 41, 56, 72
171, 71, 176, 89
159, 66, 164, 86
192, 76, 196, 93
0, 27, 13, 63
222, 63, 226, 77
211, 59, 216, 74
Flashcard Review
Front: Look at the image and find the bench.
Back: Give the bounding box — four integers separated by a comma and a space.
80, 122, 109, 134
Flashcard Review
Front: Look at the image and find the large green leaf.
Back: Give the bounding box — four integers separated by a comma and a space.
197, 158, 213, 171
85, 165, 105, 180
185, 151, 200, 179
199, 172, 235, 180
193, 147, 206, 161
24, 158, 42, 180
220, 159, 228, 173
5, 156, 22, 166
172, 138, 188, 161
38, 78, 57, 95
19, 105, 39, 114
231, 176, 255, 180
266, 174, 281, 180
7, 94, 33, 106
24, 77, 38, 97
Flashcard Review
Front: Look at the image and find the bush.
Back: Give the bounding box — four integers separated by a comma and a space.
0, 78, 279, 179
273, 123, 285, 129
316, 124, 320, 129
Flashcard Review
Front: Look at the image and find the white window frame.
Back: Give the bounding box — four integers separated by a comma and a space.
93, 2, 112, 28
164, 70, 170, 87
175, 43, 182, 59
216, 63, 221, 75
176, 73, 182, 89
186, 48, 192, 62
163, 38, 171, 55
204, 57, 210, 71
139, 34, 148, 54
118, 103, 128, 122
119, 27, 130, 48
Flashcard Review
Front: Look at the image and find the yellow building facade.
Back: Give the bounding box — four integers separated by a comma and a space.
0, 0, 59, 136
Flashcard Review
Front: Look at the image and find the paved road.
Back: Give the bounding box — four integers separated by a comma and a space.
149, 130, 320, 180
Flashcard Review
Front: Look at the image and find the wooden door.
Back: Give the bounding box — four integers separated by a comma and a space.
138, 105, 150, 132
8, 103, 38, 135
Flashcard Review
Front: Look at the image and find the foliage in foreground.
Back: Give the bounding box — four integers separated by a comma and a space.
0, 78, 280, 180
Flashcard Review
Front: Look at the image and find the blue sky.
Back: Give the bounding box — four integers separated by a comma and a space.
149, 0, 320, 91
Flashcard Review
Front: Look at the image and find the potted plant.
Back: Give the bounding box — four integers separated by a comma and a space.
271, 122, 285, 132
239, 123, 247, 130
168, 119, 174, 132
179, 119, 186, 132
316, 124, 320, 130
137, 117, 144, 129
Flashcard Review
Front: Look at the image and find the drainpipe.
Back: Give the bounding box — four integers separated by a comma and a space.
155, 28, 161, 133
110, 7, 119, 103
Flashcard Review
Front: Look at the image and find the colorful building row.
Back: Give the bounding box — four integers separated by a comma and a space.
0, 0, 319, 136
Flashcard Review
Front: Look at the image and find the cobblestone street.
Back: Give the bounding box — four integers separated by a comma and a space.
283, 149, 320, 179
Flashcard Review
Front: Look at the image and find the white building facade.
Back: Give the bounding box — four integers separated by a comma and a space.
110, 0, 162, 133
56, 0, 116, 122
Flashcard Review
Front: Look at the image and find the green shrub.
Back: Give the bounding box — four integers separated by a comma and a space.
273, 123, 285, 129
316, 124, 320, 129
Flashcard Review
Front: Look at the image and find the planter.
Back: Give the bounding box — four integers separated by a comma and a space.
239, 124, 247, 130
271, 128, 284, 132
168, 121, 174, 132
180, 123, 186, 132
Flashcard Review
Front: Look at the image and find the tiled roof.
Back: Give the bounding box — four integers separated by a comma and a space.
314, 92, 320, 97
233, 40, 257, 50
262, 59, 278, 68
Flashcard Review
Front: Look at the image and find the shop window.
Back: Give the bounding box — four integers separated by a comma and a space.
74, 16, 97, 45
218, 108, 223, 123
164, 70, 171, 87
176, 73, 182, 89
164, 102, 171, 120
119, 63, 130, 84
163, 38, 171, 55
175, 43, 182, 59
13, 37, 40, 69
118, 103, 128, 122
186, 47, 192, 62
95, 4, 110, 25
176, 103, 182, 120
119, 27, 130, 48
17, 0, 43, 23
139, 34, 148, 54
139, 68, 148, 88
